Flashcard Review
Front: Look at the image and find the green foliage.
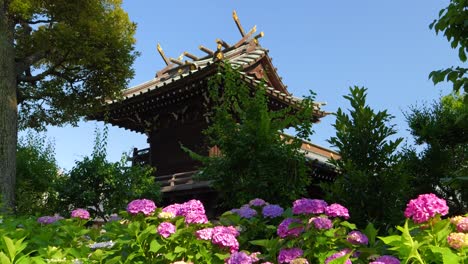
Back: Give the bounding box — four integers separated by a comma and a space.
56, 128, 160, 220
7, 0, 138, 129
16, 132, 60, 216
322, 87, 409, 230
403, 93, 468, 214
188, 63, 316, 209
429, 0, 468, 98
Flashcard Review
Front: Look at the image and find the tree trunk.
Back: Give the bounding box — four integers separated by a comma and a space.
0, 1, 18, 212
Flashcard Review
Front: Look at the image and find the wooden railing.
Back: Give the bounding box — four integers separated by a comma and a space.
155, 171, 211, 192
132, 147, 150, 166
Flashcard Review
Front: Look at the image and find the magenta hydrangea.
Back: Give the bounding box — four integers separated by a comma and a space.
262, 204, 284, 218
127, 199, 156, 216
71, 208, 90, 219
249, 198, 267, 207
277, 218, 304, 238
325, 203, 350, 219
404, 193, 449, 224
347, 231, 369, 245
196, 226, 239, 252
195, 227, 214, 240
310, 216, 333, 230
162, 203, 182, 215
292, 198, 327, 214
37, 215, 64, 224
325, 249, 352, 264
369, 255, 400, 264
278, 248, 303, 263
157, 222, 176, 238
226, 252, 256, 264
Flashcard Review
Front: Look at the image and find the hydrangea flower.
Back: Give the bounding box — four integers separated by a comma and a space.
249, 198, 267, 207
325, 203, 350, 219
71, 209, 90, 220
324, 249, 352, 264
292, 198, 327, 214
232, 206, 257, 219
456, 217, 468, 232
262, 204, 284, 218
127, 199, 156, 216
309, 216, 333, 230
226, 251, 256, 264
179, 199, 208, 224
37, 215, 64, 224
447, 232, 468, 249
277, 218, 304, 238
157, 222, 176, 238
162, 203, 182, 215
195, 227, 214, 240
404, 193, 448, 224
369, 255, 400, 264
347, 231, 369, 245
278, 248, 303, 263
158, 211, 175, 219
290, 258, 309, 264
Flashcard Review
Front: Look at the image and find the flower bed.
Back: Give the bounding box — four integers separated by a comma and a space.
0, 194, 466, 263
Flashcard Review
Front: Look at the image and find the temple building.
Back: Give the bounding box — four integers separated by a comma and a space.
90, 12, 339, 206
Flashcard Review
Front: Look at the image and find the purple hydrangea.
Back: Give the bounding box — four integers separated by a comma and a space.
292, 198, 328, 215
346, 231, 368, 245
310, 216, 333, 230
71, 209, 90, 220
404, 193, 449, 224
277, 218, 304, 238
37, 215, 64, 224
278, 248, 303, 263
262, 204, 284, 218
226, 252, 256, 264
127, 199, 156, 216
325, 249, 352, 264
249, 198, 267, 207
325, 203, 350, 219
233, 206, 257, 219
157, 222, 176, 238
369, 255, 400, 264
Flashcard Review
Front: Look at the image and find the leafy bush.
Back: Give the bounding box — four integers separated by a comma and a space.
16, 132, 60, 215
187, 63, 316, 209
55, 128, 161, 220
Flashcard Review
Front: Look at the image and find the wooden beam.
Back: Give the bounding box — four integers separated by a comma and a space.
184, 51, 199, 61
157, 43, 170, 66
216, 38, 230, 49
169, 58, 184, 66
199, 45, 214, 55
233, 25, 257, 48
232, 10, 246, 37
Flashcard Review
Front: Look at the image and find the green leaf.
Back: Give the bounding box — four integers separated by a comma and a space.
3, 236, 16, 261
149, 240, 162, 253
174, 246, 186, 253
0, 252, 11, 264
428, 245, 460, 263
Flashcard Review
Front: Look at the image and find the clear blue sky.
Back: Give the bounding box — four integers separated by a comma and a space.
30, 0, 458, 171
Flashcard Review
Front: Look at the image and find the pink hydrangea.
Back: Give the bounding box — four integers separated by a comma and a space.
212, 231, 239, 253
71, 208, 90, 219
195, 227, 214, 240
369, 255, 400, 264
310, 216, 333, 230
179, 199, 208, 224
325, 249, 352, 264
346, 231, 368, 245
226, 252, 256, 264
262, 204, 284, 218
157, 222, 176, 238
447, 232, 468, 249
277, 218, 304, 238
278, 248, 303, 263
456, 217, 468, 232
292, 198, 327, 214
163, 203, 182, 215
325, 203, 350, 219
404, 193, 449, 224
249, 198, 267, 207
127, 199, 156, 216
